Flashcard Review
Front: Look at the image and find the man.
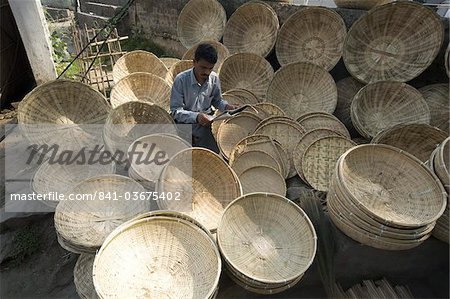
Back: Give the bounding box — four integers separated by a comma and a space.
170, 43, 237, 153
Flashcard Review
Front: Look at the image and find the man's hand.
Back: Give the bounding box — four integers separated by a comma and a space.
197, 113, 212, 126
226, 104, 240, 111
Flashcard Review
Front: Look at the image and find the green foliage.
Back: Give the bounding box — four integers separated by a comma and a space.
122, 25, 166, 57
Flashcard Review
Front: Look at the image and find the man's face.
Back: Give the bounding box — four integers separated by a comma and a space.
193, 59, 215, 81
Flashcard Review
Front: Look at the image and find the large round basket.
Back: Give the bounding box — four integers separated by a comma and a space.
54, 175, 148, 253
253, 103, 285, 118
419, 84, 449, 132
112, 51, 168, 83
17, 80, 110, 151
266, 62, 337, 119
350, 81, 430, 139
103, 102, 176, 163
157, 148, 242, 231
223, 1, 279, 57
74, 254, 98, 299
182, 40, 230, 73
230, 149, 282, 177
333, 0, 393, 9
297, 112, 350, 138
276, 7, 346, 70
110, 72, 171, 110
218, 53, 274, 101
238, 166, 286, 196
372, 124, 447, 163
217, 193, 317, 286
93, 216, 221, 298
177, 0, 226, 49
343, 2, 444, 83
338, 144, 447, 228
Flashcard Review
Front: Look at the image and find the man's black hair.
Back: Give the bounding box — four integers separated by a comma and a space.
194, 43, 218, 64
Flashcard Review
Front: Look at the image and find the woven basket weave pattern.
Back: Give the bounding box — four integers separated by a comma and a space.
113, 50, 168, 83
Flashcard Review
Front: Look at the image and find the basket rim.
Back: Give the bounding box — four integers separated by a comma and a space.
112, 50, 168, 83
93, 215, 221, 299
239, 165, 286, 195
217, 192, 317, 284
337, 144, 448, 227
342, 1, 444, 84
230, 149, 282, 175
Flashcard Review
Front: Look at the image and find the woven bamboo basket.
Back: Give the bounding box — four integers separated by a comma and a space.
255, 116, 303, 132
445, 44, 450, 77
223, 88, 259, 104
419, 84, 449, 132
266, 62, 337, 119
302, 136, 356, 192
293, 129, 343, 182
295, 111, 330, 122
93, 216, 221, 299
17, 80, 110, 151
32, 161, 115, 208
113, 50, 168, 83
333, 0, 393, 9
177, 0, 226, 49
253, 103, 285, 118
297, 112, 350, 138
218, 53, 274, 101
110, 72, 171, 110
276, 7, 346, 70
433, 207, 449, 244
127, 134, 191, 189
165, 60, 193, 86
230, 149, 281, 176
334, 77, 365, 135
433, 137, 450, 191
238, 166, 286, 196
182, 40, 230, 73
337, 144, 447, 228
223, 1, 279, 57
159, 57, 180, 70
372, 124, 447, 163
255, 120, 306, 178
343, 2, 444, 84
54, 175, 148, 253
74, 254, 98, 299
156, 148, 242, 232
217, 113, 261, 160
103, 102, 176, 163
217, 193, 317, 286
350, 81, 430, 139
229, 134, 289, 179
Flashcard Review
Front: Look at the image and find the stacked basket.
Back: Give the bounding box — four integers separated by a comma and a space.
327, 144, 447, 250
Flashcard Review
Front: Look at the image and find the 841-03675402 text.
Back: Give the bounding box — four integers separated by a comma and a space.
10, 191, 181, 201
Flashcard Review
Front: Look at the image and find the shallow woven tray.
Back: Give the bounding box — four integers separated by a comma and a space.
223, 1, 278, 57
54, 175, 148, 253
333, 0, 393, 9
434, 137, 450, 190
238, 166, 286, 196
159, 57, 180, 69
266, 62, 337, 119
297, 113, 350, 138
276, 7, 346, 70
93, 216, 221, 298
334, 77, 365, 135
217, 193, 317, 284
419, 84, 449, 132
110, 72, 171, 110
127, 133, 191, 187
343, 2, 444, 83
217, 113, 261, 160
103, 102, 176, 161
74, 254, 98, 299
157, 148, 242, 231
17, 80, 110, 150
255, 116, 303, 132
371, 124, 447, 163
165, 60, 193, 86
350, 81, 430, 139
229, 134, 289, 179
218, 53, 274, 101
113, 50, 168, 83
253, 103, 285, 118
230, 149, 282, 177
32, 161, 115, 208
337, 144, 447, 228
293, 129, 343, 182
182, 40, 230, 73
254, 120, 306, 178
302, 136, 356, 192
177, 0, 226, 49
223, 88, 259, 105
